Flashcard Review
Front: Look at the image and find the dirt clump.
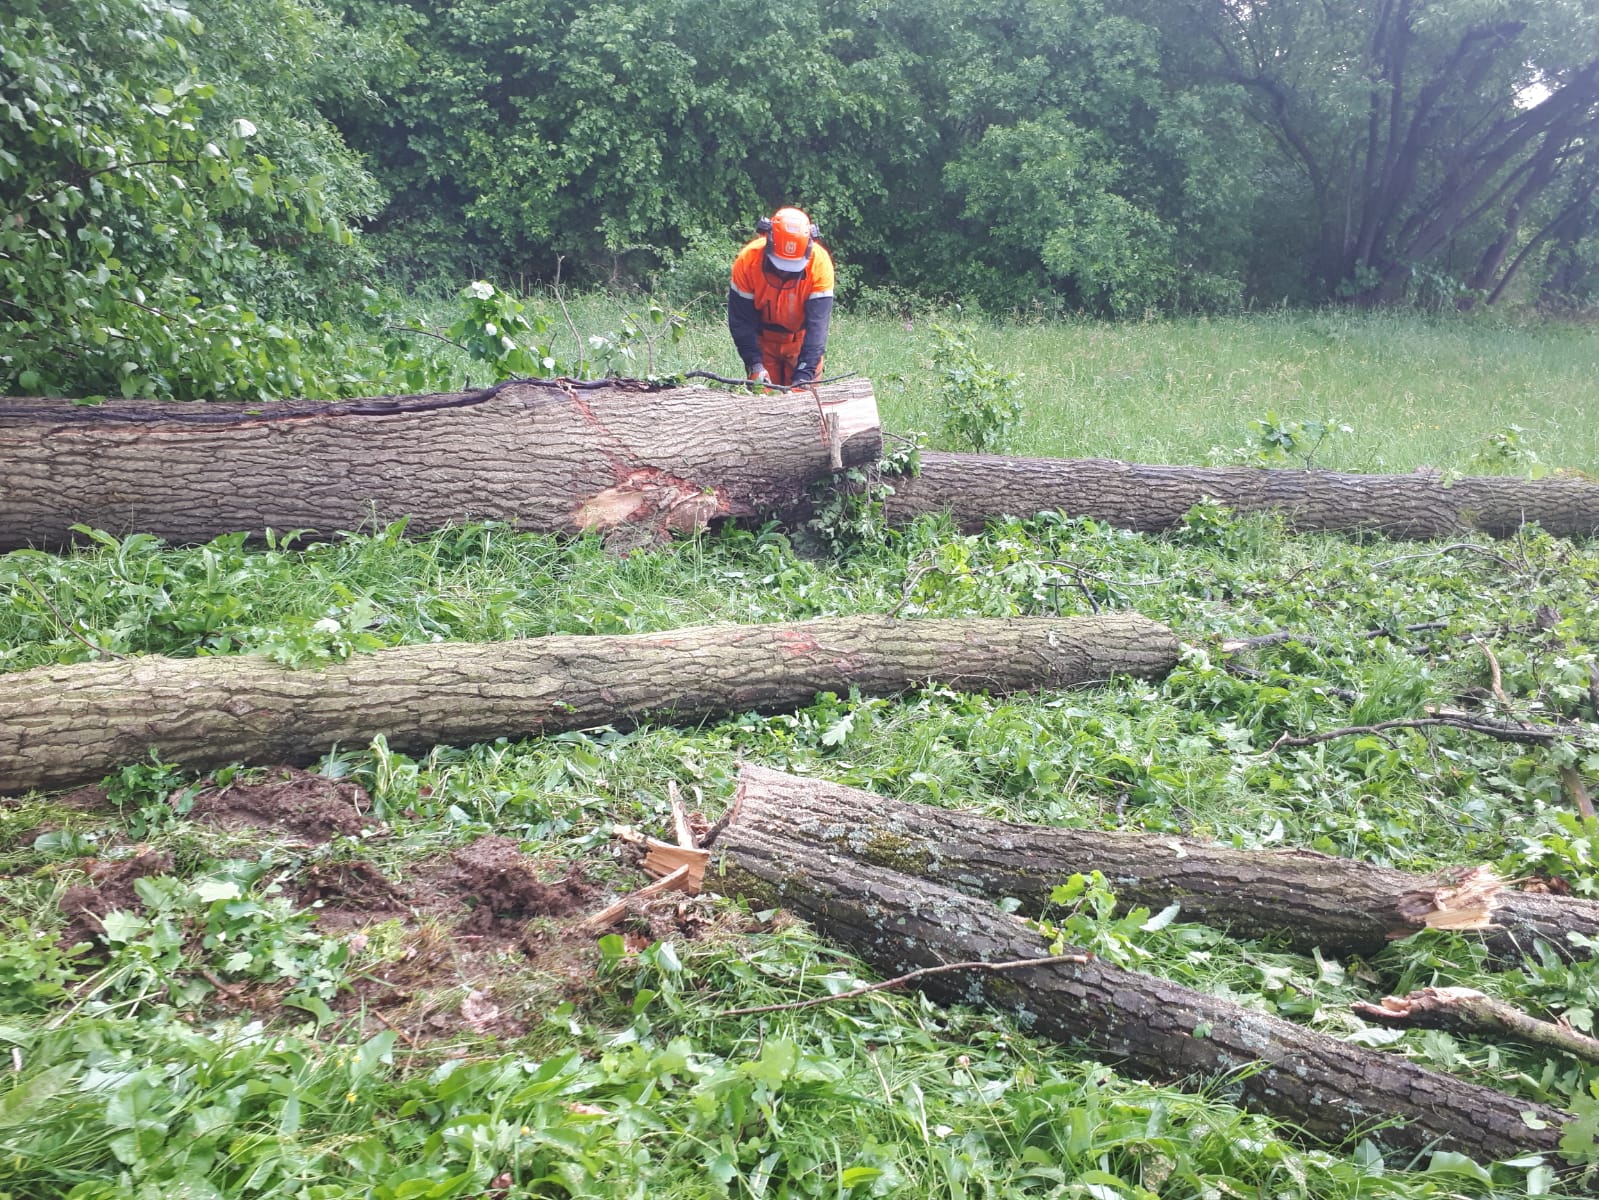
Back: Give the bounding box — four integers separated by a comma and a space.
299, 858, 411, 927
444, 837, 598, 933
191, 766, 372, 842
56, 785, 111, 812
58, 849, 173, 948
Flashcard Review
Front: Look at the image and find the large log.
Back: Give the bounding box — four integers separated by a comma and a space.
731, 766, 1599, 963
0, 614, 1177, 796
888, 452, 1599, 539
715, 819, 1571, 1159
0, 380, 880, 551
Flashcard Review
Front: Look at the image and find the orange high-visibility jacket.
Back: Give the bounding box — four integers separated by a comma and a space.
727, 237, 835, 385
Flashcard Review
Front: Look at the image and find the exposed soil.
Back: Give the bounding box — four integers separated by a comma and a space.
440, 836, 599, 932
55, 784, 111, 812
57, 849, 173, 948
298, 858, 412, 927
293, 836, 747, 1043
45, 822, 730, 1045
190, 766, 372, 842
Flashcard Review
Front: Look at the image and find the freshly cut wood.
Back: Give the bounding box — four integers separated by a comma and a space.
0, 379, 880, 551
888, 452, 1599, 540
0, 613, 1177, 796
730, 766, 1599, 962
714, 820, 1570, 1159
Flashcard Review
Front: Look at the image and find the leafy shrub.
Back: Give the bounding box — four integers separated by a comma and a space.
931, 326, 1023, 452
0, 0, 388, 400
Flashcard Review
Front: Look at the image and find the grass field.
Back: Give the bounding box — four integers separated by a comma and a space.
524, 297, 1599, 472
3, 309, 1599, 1197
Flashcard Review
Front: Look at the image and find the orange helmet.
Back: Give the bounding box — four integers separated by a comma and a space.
761, 206, 818, 271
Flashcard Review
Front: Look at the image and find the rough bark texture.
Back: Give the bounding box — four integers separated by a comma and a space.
0, 380, 880, 551
714, 822, 1570, 1159
888, 452, 1599, 540
0, 613, 1177, 796
731, 767, 1599, 963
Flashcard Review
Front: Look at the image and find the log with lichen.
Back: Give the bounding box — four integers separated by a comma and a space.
726, 765, 1599, 964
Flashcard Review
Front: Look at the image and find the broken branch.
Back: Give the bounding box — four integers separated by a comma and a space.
717, 953, 1092, 1018
1354, 987, 1599, 1065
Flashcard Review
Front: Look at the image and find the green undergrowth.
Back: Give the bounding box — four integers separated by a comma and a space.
5, 507, 1599, 1195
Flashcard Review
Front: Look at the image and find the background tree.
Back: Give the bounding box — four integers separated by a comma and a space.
0, 0, 392, 400
1161, 0, 1599, 304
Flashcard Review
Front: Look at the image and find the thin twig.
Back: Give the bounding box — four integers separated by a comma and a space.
12, 568, 127, 660
888, 555, 944, 618
551, 256, 588, 373
1473, 637, 1527, 728
1221, 620, 1449, 654
1268, 716, 1567, 753
369, 1007, 422, 1049
1038, 560, 1167, 587
1559, 766, 1597, 821
199, 966, 244, 999
697, 776, 747, 850
716, 953, 1091, 1018
1369, 543, 1520, 572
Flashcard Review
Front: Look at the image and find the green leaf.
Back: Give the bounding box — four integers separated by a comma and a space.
98, 909, 145, 943
1423, 1151, 1493, 1182
194, 879, 241, 902
1140, 903, 1181, 932
0, 1064, 75, 1126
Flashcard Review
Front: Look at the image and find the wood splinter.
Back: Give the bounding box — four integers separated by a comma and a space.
583, 789, 712, 932
581, 864, 694, 932
612, 822, 711, 891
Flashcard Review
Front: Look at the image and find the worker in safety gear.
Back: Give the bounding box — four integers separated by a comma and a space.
728, 206, 834, 387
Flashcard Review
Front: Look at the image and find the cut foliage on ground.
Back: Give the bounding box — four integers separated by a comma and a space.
5, 494, 1599, 1195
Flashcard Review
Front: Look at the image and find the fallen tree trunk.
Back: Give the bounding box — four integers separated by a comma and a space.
888, 452, 1599, 540
729, 766, 1599, 962
715, 820, 1571, 1159
0, 613, 1176, 795
0, 379, 879, 552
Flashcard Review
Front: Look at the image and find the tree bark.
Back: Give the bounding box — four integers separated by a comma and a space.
713, 819, 1570, 1159
730, 766, 1599, 964
0, 613, 1177, 796
888, 452, 1599, 539
0, 379, 880, 552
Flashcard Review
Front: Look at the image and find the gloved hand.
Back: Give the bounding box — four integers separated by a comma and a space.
792, 365, 816, 386
750, 365, 772, 386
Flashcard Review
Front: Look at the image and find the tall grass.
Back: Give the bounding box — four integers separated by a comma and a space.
419, 290, 1599, 474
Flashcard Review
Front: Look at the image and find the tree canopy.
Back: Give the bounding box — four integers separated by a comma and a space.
3, 0, 1598, 401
